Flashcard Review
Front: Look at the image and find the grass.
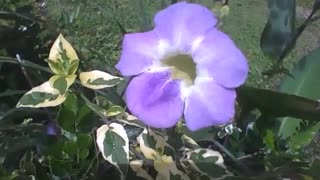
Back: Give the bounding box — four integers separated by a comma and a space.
45, 0, 319, 88
222, 0, 319, 89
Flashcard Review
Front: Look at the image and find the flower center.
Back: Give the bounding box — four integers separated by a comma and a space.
162, 54, 196, 86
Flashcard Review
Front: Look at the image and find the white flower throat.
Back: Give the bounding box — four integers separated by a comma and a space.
162, 54, 197, 86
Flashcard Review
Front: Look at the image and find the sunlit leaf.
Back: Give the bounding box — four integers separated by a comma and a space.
16, 81, 66, 108
154, 155, 190, 180
79, 70, 122, 89
48, 75, 76, 95
49, 34, 79, 63
278, 47, 320, 139
96, 123, 129, 180
129, 160, 153, 180
48, 34, 79, 75
263, 130, 275, 151
288, 122, 320, 150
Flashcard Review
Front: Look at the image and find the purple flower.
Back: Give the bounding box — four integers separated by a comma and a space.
116, 2, 248, 131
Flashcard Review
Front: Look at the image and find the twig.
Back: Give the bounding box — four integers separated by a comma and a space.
0, 90, 27, 97
212, 140, 253, 176
1, 56, 125, 106
16, 54, 34, 88
130, 144, 153, 166
0, 10, 43, 24
0, 56, 52, 74
80, 131, 99, 180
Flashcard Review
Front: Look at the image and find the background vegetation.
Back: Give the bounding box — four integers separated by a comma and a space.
1, 0, 320, 179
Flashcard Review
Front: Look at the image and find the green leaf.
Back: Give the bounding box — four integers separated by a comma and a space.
77, 103, 92, 124
63, 141, 77, 158
260, 0, 296, 60
79, 93, 110, 120
77, 134, 92, 149
52, 76, 67, 95
236, 86, 320, 121
49, 75, 76, 95
263, 130, 275, 151
57, 102, 77, 132
278, 47, 320, 139
79, 148, 89, 160
63, 93, 78, 115
289, 122, 320, 150
96, 123, 129, 180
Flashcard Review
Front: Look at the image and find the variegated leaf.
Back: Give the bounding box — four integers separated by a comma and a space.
96, 123, 129, 180
181, 135, 200, 149
49, 75, 76, 95
181, 148, 230, 179
130, 160, 153, 180
137, 128, 167, 160
154, 155, 190, 180
79, 70, 122, 89
16, 81, 66, 108
116, 112, 139, 121
48, 34, 79, 75
106, 105, 124, 117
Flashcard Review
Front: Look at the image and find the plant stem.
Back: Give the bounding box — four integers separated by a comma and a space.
212, 140, 253, 176
0, 56, 52, 74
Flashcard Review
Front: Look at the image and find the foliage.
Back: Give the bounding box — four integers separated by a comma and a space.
0, 0, 320, 179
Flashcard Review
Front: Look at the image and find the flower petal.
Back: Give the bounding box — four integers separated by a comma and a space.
116, 30, 162, 76
184, 78, 236, 131
154, 2, 217, 51
125, 71, 184, 128
193, 29, 248, 88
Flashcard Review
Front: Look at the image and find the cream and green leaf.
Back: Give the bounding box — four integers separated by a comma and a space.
48, 34, 79, 75
16, 81, 66, 108
129, 160, 153, 180
96, 123, 129, 180
106, 105, 125, 117
79, 70, 122, 89
180, 148, 230, 179
16, 34, 123, 108
137, 128, 167, 160
137, 129, 189, 179
49, 75, 76, 95
17, 34, 79, 108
